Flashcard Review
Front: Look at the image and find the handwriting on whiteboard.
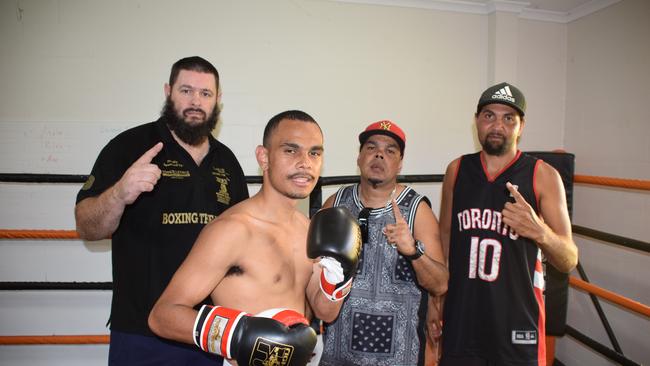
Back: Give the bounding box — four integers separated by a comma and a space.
1, 122, 131, 173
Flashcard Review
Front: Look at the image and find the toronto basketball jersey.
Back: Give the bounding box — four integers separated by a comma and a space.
442, 151, 546, 366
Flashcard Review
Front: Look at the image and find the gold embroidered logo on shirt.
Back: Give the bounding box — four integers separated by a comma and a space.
161, 212, 216, 225
212, 168, 232, 205
161, 160, 190, 179
163, 160, 183, 168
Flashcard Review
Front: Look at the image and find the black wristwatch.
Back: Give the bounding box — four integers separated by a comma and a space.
405, 240, 425, 260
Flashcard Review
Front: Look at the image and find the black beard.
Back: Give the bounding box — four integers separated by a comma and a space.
482, 140, 507, 156
481, 133, 510, 156
161, 97, 220, 146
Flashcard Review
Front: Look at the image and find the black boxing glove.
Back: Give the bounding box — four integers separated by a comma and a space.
307, 207, 362, 301
194, 306, 317, 366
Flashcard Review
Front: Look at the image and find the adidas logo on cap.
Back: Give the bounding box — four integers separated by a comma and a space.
491, 86, 516, 103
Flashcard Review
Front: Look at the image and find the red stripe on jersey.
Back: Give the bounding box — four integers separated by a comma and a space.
535, 257, 543, 274
480, 150, 522, 182
534, 258, 547, 366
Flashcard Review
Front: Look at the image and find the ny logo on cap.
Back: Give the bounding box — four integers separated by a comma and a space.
379, 121, 392, 130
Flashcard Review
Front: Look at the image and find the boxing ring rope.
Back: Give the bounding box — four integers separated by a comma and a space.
572, 225, 650, 253
0, 335, 110, 345
569, 277, 650, 317
566, 175, 649, 366
0, 281, 112, 291
1, 226, 647, 253
1, 172, 649, 366
574, 174, 650, 191
0, 229, 79, 240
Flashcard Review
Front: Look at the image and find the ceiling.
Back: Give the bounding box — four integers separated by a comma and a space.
458, 0, 599, 13
330, 0, 622, 23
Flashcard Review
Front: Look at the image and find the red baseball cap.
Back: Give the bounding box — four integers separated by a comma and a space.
358, 120, 406, 153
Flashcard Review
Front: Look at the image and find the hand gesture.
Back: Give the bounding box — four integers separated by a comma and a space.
113, 142, 163, 205
383, 198, 416, 255
502, 182, 545, 242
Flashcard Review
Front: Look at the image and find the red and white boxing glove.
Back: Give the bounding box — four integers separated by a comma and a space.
193, 306, 247, 358
193, 305, 316, 366
318, 257, 353, 301
307, 207, 362, 302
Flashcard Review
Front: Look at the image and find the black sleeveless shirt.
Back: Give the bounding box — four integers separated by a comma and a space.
442, 151, 546, 366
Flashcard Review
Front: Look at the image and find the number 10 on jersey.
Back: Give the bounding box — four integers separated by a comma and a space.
468, 237, 502, 282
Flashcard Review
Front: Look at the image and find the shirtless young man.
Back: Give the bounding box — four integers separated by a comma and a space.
148, 110, 360, 366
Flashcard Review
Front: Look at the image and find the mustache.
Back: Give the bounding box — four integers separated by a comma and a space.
487, 132, 505, 139
183, 108, 206, 117
288, 173, 315, 181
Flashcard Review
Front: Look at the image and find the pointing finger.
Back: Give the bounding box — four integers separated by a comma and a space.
135, 142, 163, 165
391, 198, 406, 223
506, 182, 524, 203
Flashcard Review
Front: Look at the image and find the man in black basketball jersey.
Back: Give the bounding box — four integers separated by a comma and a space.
439, 82, 578, 366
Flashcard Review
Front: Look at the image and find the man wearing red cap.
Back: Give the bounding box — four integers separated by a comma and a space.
319, 120, 449, 366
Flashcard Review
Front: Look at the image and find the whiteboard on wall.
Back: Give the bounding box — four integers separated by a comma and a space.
0, 121, 135, 174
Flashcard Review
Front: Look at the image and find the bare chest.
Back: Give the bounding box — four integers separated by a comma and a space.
214, 222, 312, 311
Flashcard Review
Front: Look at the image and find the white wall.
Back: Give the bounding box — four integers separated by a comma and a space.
517, 19, 568, 151
0, 0, 646, 365
0, 1, 484, 364
560, 0, 650, 365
